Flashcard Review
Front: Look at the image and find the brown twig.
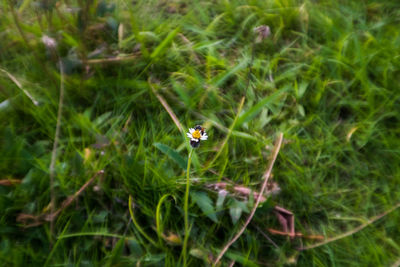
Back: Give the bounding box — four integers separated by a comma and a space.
148, 79, 184, 133
268, 228, 324, 240
213, 133, 284, 266
86, 54, 140, 65
46, 170, 104, 221
16, 170, 104, 228
299, 202, 400, 251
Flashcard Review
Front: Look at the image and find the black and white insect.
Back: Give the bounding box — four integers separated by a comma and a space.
186, 125, 208, 148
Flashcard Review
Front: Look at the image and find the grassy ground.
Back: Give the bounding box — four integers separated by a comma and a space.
1, 0, 400, 266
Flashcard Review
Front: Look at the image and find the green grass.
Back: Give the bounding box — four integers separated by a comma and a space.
1, 0, 400, 266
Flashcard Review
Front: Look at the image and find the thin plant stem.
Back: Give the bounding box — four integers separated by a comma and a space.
149, 80, 184, 134
244, 41, 256, 96
203, 97, 245, 172
182, 148, 193, 267
49, 57, 65, 245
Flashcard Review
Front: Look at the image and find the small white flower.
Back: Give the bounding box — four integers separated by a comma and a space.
41, 35, 57, 49
186, 125, 208, 148
253, 25, 271, 43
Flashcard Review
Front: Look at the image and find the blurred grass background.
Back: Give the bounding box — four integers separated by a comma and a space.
1, 0, 400, 266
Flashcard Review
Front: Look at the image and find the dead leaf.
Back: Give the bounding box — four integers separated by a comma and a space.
346, 126, 359, 142
84, 148, 92, 163
162, 232, 182, 245
0, 179, 21, 186
206, 180, 280, 202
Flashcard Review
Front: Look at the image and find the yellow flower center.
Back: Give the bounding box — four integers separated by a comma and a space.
192, 130, 201, 139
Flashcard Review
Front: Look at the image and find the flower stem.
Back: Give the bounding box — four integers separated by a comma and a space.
182, 149, 193, 266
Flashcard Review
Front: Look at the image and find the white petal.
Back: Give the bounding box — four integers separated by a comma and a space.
189, 128, 195, 134
187, 133, 192, 138
200, 136, 208, 140
191, 138, 200, 142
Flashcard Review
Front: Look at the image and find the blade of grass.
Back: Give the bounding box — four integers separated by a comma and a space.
129, 11, 149, 58
149, 80, 184, 133
44, 219, 71, 267
0, 68, 39, 106
150, 27, 180, 59
58, 232, 136, 240
154, 143, 187, 170
203, 97, 245, 172
128, 195, 158, 247
139, 27, 180, 76
156, 194, 176, 244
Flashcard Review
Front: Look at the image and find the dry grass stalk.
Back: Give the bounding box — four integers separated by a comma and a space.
49, 58, 65, 243
0, 68, 39, 106
86, 54, 140, 65
148, 79, 184, 133
213, 133, 284, 266
300, 202, 400, 251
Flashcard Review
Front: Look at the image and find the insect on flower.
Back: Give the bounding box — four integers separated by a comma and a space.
187, 125, 208, 148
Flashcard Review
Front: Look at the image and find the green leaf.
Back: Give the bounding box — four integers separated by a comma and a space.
154, 143, 187, 170
216, 190, 227, 212
297, 81, 308, 98
62, 32, 79, 47
210, 60, 247, 87
298, 104, 305, 117
229, 205, 242, 225
225, 251, 259, 267
236, 87, 289, 126
150, 27, 180, 59
141, 253, 166, 263
18, 0, 33, 13
231, 130, 258, 141
171, 79, 190, 106
193, 40, 224, 50
105, 237, 125, 267
229, 199, 249, 225
93, 112, 112, 127
191, 191, 218, 223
